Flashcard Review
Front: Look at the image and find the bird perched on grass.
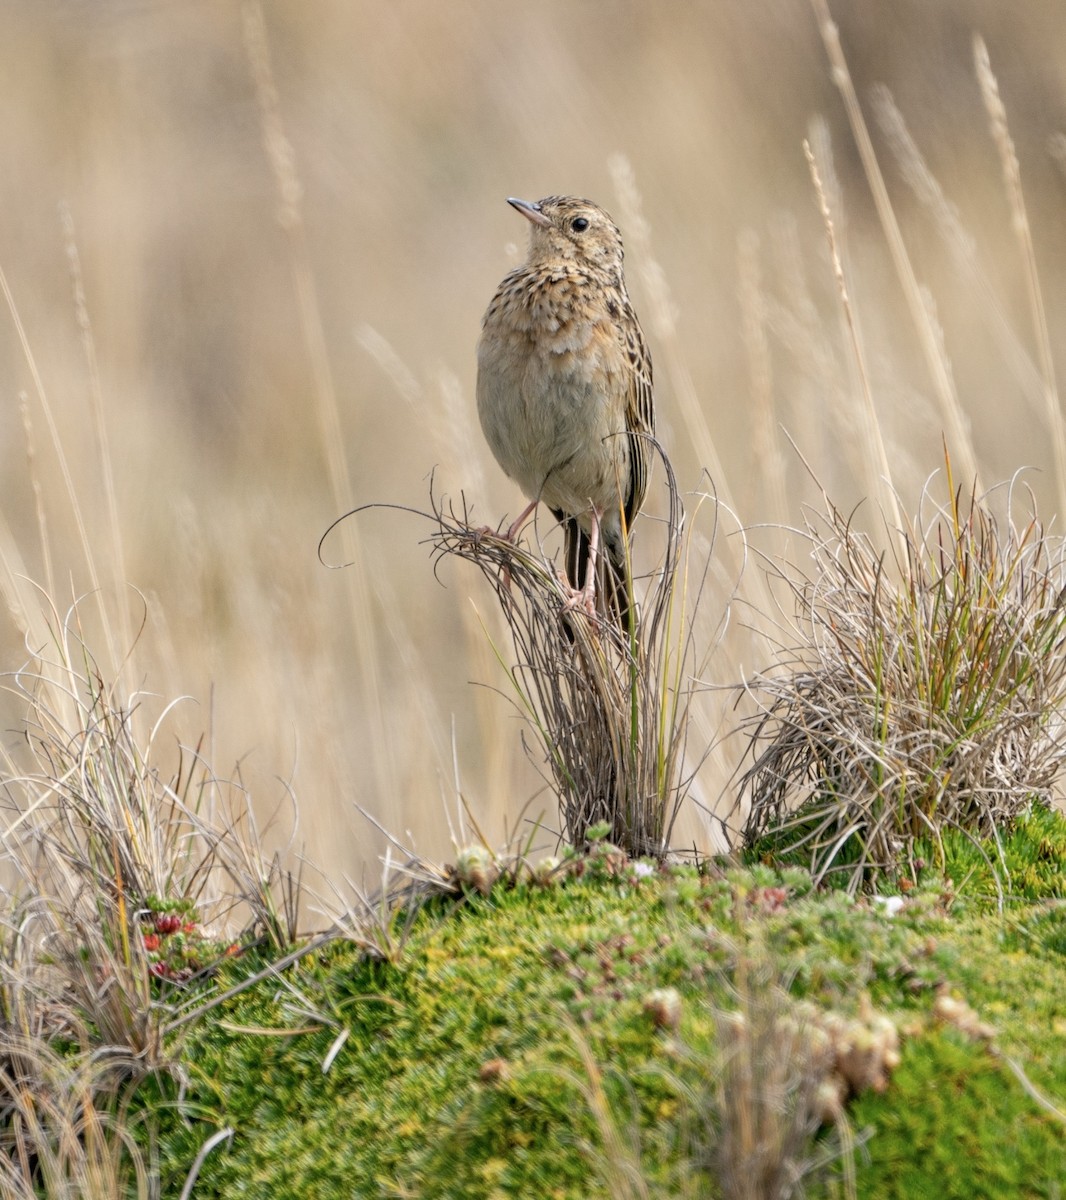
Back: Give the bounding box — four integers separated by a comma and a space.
476, 195, 654, 629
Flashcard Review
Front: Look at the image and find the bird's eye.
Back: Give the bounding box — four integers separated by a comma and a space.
571, 217, 589, 233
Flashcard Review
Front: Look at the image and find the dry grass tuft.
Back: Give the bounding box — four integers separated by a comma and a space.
0, 1035, 153, 1200
0, 593, 318, 1189
734, 455, 1066, 892
415, 449, 720, 859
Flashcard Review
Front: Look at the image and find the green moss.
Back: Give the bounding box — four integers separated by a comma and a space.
925, 805, 1066, 903
752, 803, 1066, 904
150, 864, 1065, 1199
841, 903, 1066, 1200
847, 1032, 1065, 1199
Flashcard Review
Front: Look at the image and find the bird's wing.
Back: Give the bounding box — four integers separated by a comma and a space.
620, 305, 655, 527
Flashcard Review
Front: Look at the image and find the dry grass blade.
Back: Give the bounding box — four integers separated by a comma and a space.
563, 1019, 653, 1200
973, 35, 1066, 518
870, 84, 1047, 418
803, 127, 903, 545
738, 231, 786, 524
708, 958, 860, 1200
809, 0, 979, 489
241, 0, 395, 814
60, 205, 133, 690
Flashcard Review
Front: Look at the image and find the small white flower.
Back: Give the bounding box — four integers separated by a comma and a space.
631, 861, 656, 879
873, 895, 905, 917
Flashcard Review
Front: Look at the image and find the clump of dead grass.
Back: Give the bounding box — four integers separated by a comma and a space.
734, 458, 1066, 892
422, 451, 722, 859
0, 613, 303, 1043
0, 1034, 154, 1200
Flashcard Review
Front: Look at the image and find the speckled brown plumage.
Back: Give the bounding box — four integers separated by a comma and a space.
476, 195, 654, 625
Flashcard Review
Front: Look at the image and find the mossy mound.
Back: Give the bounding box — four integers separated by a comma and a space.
150, 822, 1066, 1199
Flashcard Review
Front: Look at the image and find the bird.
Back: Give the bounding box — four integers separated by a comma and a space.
476, 195, 654, 629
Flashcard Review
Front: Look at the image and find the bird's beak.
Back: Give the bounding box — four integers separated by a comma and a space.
507, 197, 551, 228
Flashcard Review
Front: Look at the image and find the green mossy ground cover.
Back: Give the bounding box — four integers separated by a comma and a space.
749, 803, 1066, 904
152, 821, 1066, 1199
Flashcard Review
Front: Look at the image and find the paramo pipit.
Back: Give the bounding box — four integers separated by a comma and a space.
477, 195, 654, 626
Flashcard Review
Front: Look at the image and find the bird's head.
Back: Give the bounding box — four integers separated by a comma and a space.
507, 195, 624, 280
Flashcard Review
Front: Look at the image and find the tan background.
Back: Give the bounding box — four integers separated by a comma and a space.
1, 2, 1064, 892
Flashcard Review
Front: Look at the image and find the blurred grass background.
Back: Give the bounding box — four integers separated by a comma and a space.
1, 0, 1064, 889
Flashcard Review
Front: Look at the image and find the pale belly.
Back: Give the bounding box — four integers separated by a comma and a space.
476, 341, 629, 525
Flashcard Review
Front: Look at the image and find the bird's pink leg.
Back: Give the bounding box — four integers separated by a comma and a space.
505, 498, 539, 543
579, 507, 602, 617
559, 505, 601, 620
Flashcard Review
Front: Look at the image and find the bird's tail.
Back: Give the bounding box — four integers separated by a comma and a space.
561, 516, 634, 633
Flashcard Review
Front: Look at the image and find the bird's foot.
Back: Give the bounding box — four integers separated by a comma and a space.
556, 568, 599, 623
473, 496, 538, 546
